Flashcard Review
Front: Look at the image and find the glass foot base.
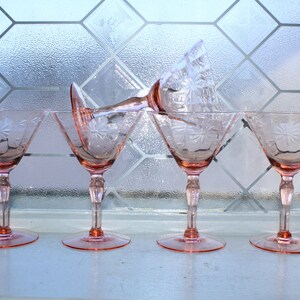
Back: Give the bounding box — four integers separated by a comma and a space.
157, 233, 226, 253
0, 230, 39, 248
62, 231, 130, 251
250, 234, 300, 254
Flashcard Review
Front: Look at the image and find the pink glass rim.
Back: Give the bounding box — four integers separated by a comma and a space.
147, 111, 240, 117
0, 109, 47, 114
51, 109, 141, 114
245, 111, 300, 116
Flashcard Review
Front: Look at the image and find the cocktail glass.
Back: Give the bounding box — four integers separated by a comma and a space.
52, 110, 140, 250
246, 112, 300, 253
148, 111, 238, 252
70, 40, 224, 133
0, 110, 45, 248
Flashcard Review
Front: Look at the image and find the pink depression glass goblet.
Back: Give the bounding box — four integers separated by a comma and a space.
246, 112, 300, 254
70, 39, 224, 133
53, 110, 140, 251
149, 111, 238, 252
0, 110, 46, 248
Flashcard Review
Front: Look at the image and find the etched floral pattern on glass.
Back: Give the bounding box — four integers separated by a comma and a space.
246, 112, 300, 253
0, 110, 46, 248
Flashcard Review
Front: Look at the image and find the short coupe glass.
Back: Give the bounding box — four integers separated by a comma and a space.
0, 110, 45, 248
246, 112, 300, 254
149, 111, 238, 252
53, 111, 140, 250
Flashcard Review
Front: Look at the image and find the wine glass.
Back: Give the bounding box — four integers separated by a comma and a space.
52, 110, 140, 251
246, 112, 300, 253
70, 39, 224, 130
0, 110, 46, 248
148, 111, 238, 252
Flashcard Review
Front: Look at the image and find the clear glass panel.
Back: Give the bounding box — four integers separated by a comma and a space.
27, 113, 72, 155
248, 168, 280, 211
128, 0, 235, 22
217, 127, 270, 189
117, 157, 186, 209
104, 143, 143, 186
0, 0, 298, 212
130, 112, 169, 155
0, 0, 100, 21
0, 90, 71, 110
200, 160, 243, 209
11, 155, 88, 193
218, 0, 277, 53
101, 191, 130, 210
10, 190, 89, 210
84, 0, 144, 51
249, 165, 300, 211
218, 61, 277, 110
10, 155, 89, 210
118, 157, 185, 193
259, 0, 300, 24
0, 76, 11, 100
0, 9, 12, 35
0, 24, 109, 87
10, 157, 97, 211
264, 93, 300, 112
118, 24, 244, 86
224, 194, 268, 212
252, 27, 300, 90
83, 59, 142, 107
9, 157, 143, 210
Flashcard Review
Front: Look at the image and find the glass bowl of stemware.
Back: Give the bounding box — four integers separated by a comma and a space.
246, 112, 300, 254
0, 110, 46, 248
148, 111, 239, 252
52, 110, 141, 251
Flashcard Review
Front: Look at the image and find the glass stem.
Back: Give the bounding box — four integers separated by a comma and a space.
93, 97, 148, 117
89, 174, 105, 238
0, 173, 11, 237
277, 175, 293, 243
184, 175, 200, 241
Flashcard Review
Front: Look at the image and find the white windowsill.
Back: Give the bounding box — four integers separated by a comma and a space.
1, 210, 300, 299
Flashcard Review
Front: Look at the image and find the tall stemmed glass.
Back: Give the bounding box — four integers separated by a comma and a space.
246, 112, 300, 253
149, 111, 238, 252
0, 110, 46, 248
70, 39, 223, 129
53, 110, 140, 251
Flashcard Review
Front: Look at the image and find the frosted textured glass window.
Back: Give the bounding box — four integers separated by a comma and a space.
0, 25, 109, 87
0, 0, 100, 21
0, 0, 299, 212
259, 0, 300, 24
